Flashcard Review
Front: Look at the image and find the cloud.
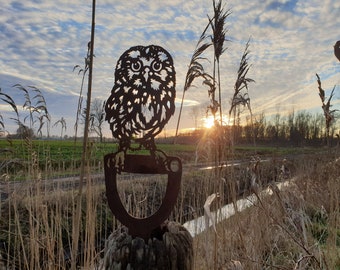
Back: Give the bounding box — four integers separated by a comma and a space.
1, 0, 339, 136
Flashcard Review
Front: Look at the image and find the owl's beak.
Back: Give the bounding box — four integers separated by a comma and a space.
143, 67, 150, 82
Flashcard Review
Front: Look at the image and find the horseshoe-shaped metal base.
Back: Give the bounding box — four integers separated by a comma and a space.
104, 153, 182, 240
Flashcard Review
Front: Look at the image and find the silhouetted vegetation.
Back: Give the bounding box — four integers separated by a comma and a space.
316, 73, 338, 147
0, 1, 339, 269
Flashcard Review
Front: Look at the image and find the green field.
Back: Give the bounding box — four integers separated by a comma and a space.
0, 139, 106, 180
0, 137, 328, 181
0, 138, 198, 180
0, 138, 197, 163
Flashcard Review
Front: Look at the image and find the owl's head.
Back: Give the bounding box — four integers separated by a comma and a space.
114, 45, 176, 91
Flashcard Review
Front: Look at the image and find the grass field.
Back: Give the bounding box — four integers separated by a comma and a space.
0, 138, 199, 180
0, 138, 327, 181
0, 137, 339, 269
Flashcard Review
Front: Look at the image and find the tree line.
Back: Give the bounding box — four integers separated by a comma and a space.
178, 110, 339, 147
241, 111, 339, 146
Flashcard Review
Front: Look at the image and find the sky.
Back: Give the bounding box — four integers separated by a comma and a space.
0, 0, 339, 138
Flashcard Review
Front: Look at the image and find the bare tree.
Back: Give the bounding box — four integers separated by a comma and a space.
190, 105, 202, 130
83, 98, 105, 142
16, 124, 34, 139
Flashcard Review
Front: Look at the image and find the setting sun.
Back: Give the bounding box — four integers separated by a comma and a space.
203, 116, 215, 129
202, 114, 231, 128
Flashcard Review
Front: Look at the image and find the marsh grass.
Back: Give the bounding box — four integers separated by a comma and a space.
0, 140, 339, 269
192, 154, 340, 269
1, 181, 108, 269
116, 174, 167, 218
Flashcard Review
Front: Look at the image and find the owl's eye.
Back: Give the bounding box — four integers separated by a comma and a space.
131, 60, 142, 72
151, 61, 162, 72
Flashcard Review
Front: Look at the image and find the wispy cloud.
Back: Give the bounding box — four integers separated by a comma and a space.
0, 0, 339, 136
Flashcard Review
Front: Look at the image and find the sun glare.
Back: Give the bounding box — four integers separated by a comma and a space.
203, 114, 230, 128
203, 116, 215, 129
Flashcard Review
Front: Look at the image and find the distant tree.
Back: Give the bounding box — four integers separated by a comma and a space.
265, 123, 276, 142
310, 113, 323, 142
295, 111, 310, 144
279, 118, 289, 141
190, 105, 203, 129
273, 113, 281, 141
16, 124, 34, 139
83, 98, 105, 142
288, 111, 300, 146
252, 113, 266, 142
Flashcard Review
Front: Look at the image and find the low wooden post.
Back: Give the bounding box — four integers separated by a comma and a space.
103, 222, 193, 270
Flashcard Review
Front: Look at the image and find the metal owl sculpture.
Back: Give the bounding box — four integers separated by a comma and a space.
105, 45, 175, 152
104, 45, 182, 239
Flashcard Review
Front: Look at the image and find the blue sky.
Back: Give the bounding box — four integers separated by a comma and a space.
1, 0, 339, 137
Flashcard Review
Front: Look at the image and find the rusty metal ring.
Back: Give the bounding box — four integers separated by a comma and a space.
104, 153, 182, 239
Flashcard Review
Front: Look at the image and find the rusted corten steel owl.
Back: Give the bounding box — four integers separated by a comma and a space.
104, 46, 181, 239
105, 45, 176, 153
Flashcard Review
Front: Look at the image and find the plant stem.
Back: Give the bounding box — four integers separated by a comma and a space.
71, 0, 96, 269
174, 90, 186, 143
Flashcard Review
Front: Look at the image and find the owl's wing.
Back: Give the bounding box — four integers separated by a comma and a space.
105, 85, 125, 137
105, 86, 118, 120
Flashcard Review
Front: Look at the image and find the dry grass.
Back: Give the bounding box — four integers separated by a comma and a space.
192, 155, 340, 269
0, 178, 109, 269
1, 149, 339, 269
